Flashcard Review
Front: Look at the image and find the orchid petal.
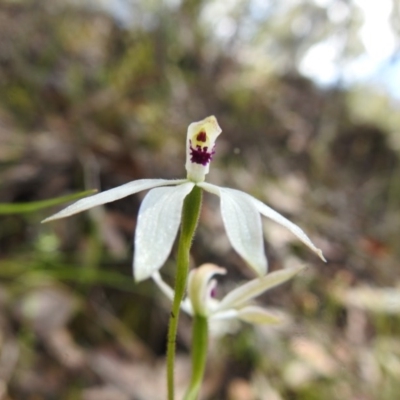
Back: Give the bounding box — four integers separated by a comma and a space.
216, 265, 305, 312
151, 272, 175, 302
188, 263, 226, 317
42, 179, 187, 223
208, 316, 241, 337
199, 183, 268, 276
210, 309, 239, 321
250, 196, 326, 262
151, 272, 193, 314
236, 306, 284, 325
134, 182, 195, 281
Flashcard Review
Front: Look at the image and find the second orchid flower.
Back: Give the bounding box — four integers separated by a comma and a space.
152, 263, 305, 328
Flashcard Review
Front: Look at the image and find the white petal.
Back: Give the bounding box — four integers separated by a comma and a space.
42, 179, 188, 222
251, 196, 326, 262
151, 272, 175, 302
151, 272, 193, 314
210, 309, 239, 320
134, 182, 195, 281
236, 306, 283, 325
188, 263, 226, 317
199, 183, 268, 276
208, 316, 241, 337
181, 299, 194, 315
216, 265, 305, 312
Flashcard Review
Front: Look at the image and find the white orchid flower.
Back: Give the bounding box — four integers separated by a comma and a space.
152, 263, 305, 326
42, 116, 325, 282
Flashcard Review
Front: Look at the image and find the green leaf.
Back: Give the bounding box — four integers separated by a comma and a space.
0, 190, 97, 215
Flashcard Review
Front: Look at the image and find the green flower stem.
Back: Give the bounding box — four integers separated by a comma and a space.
183, 316, 209, 400
167, 185, 202, 400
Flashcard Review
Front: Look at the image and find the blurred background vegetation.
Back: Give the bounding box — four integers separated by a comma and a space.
0, 0, 400, 399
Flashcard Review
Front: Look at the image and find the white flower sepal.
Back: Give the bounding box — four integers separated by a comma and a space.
42, 116, 325, 282
152, 263, 306, 328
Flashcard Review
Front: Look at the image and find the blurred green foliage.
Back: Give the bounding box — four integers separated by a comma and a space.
0, 190, 97, 214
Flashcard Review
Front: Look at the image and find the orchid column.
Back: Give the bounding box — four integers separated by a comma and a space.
166, 116, 222, 400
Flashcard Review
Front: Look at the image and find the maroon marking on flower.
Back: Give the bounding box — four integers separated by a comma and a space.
196, 131, 207, 142
189, 140, 215, 166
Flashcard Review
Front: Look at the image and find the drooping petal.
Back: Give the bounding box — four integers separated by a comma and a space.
187, 263, 226, 317
250, 196, 326, 262
216, 265, 305, 312
134, 182, 195, 281
185, 116, 222, 183
236, 306, 284, 325
199, 183, 268, 276
208, 316, 241, 337
151, 272, 193, 314
151, 272, 175, 302
42, 179, 188, 223
211, 307, 285, 326
210, 309, 239, 321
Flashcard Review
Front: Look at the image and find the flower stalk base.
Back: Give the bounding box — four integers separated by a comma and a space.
183, 316, 209, 400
